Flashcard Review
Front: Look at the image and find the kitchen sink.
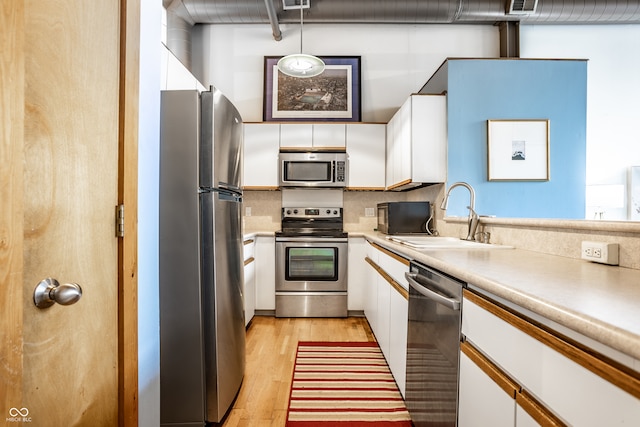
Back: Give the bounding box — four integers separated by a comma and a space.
385, 235, 513, 249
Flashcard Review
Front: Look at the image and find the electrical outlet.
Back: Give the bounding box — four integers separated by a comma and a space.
581, 241, 619, 265
245, 206, 252, 217
365, 208, 375, 217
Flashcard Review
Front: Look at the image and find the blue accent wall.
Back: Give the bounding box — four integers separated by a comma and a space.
442, 59, 587, 219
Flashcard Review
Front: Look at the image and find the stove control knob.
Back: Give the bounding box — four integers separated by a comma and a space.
333, 210, 338, 214
293, 209, 299, 214
326, 209, 331, 214
286, 209, 291, 215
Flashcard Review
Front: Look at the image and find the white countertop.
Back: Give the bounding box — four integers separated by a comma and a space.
362, 232, 640, 365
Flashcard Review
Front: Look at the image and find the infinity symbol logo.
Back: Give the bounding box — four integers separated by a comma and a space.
9, 407, 29, 417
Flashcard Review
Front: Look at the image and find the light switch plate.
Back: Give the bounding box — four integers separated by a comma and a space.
581, 241, 619, 265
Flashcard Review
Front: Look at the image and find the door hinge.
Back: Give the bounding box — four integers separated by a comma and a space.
116, 204, 125, 238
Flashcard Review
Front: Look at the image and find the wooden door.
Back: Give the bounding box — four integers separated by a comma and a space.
1, 0, 139, 425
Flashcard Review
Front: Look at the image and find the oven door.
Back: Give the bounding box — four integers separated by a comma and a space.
275, 237, 348, 292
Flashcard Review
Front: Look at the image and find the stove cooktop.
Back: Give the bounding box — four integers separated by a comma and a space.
275, 229, 348, 239
278, 206, 345, 238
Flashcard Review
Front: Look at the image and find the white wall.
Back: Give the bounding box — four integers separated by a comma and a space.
521, 25, 640, 220
138, 0, 162, 426
193, 23, 500, 122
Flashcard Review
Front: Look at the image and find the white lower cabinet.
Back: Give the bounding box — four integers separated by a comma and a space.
388, 284, 408, 396
516, 405, 542, 427
364, 241, 379, 334
243, 259, 255, 327
459, 349, 515, 427
347, 237, 367, 311
243, 238, 256, 326
375, 271, 391, 361
461, 289, 640, 427
364, 240, 409, 397
254, 235, 275, 311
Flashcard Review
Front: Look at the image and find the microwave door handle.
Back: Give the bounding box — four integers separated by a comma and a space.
405, 272, 461, 311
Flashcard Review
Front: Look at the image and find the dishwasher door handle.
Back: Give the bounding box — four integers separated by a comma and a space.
405, 272, 461, 311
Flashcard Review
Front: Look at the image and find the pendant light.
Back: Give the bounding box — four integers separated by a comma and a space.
277, 3, 325, 78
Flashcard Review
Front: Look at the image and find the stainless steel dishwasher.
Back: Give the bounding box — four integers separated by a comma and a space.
404, 261, 464, 427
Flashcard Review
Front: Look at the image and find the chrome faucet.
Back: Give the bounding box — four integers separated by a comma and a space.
440, 182, 479, 241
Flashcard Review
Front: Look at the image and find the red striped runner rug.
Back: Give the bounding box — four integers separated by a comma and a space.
286, 341, 413, 427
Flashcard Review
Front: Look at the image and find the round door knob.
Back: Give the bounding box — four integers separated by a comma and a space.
33, 278, 83, 309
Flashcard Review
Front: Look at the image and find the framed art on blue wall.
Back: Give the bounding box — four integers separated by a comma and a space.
263, 56, 361, 122
487, 119, 550, 181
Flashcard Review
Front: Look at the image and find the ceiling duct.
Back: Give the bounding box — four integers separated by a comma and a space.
166, 0, 640, 24
508, 0, 538, 15
282, 0, 310, 11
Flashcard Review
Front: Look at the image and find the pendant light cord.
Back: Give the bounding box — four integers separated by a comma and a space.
299, 5, 304, 54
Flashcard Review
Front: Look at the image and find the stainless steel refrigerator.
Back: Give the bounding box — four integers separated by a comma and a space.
159, 88, 245, 426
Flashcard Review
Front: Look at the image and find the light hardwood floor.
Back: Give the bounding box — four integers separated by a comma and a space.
222, 316, 376, 427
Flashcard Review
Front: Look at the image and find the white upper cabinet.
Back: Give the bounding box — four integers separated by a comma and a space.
280, 123, 346, 149
386, 94, 447, 191
279, 123, 313, 148
243, 123, 280, 189
313, 124, 346, 148
346, 123, 386, 190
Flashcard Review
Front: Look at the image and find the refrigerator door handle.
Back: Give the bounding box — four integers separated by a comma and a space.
218, 182, 242, 194
199, 184, 242, 195
199, 186, 242, 202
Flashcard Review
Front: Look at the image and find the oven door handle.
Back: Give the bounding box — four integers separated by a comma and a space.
405, 272, 461, 311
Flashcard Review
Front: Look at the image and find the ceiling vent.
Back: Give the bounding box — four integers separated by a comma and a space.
507, 0, 538, 14
282, 0, 310, 10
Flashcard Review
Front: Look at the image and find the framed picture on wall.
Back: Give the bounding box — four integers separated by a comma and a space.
263, 56, 361, 122
487, 119, 550, 181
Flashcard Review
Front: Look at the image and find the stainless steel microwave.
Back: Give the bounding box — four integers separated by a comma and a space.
279, 151, 348, 188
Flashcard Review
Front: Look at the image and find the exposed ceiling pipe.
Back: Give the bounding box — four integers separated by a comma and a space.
165, 0, 196, 68
172, 0, 640, 24
264, 0, 282, 41
163, 0, 640, 72
166, 12, 193, 68
498, 21, 520, 58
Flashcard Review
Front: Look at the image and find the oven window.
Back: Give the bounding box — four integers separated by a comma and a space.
285, 247, 338, 281
284, 161, 332, 182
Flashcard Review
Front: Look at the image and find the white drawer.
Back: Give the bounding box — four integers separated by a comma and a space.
243, 238, 255, 262
372, 243, 409, 290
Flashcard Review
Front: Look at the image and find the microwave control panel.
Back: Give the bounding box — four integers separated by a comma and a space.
335, 161, 346, 182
